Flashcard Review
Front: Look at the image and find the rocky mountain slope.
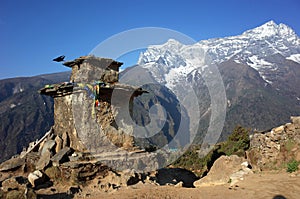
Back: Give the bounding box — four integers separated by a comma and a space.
0, 72, 69, 162
0, 112, 299, 198
135, 20, 300, 141
1, 21, 300, 162
138, 21, 300, 87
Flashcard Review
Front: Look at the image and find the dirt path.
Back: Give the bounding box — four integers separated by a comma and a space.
74, 171, 300, 199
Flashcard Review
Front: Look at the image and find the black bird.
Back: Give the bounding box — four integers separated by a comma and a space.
53, 55, 65, 62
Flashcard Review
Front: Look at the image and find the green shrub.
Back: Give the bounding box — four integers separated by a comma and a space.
172, 145, 202, 171
171, 126, 250, 176
286, 159, 299, 173
219, 126, 250, 156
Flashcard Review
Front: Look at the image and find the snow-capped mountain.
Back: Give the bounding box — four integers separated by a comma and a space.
138, 20, 300, 87
134, 20, 300, 138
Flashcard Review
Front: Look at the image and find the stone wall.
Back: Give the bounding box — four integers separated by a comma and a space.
247, 116, 300, 171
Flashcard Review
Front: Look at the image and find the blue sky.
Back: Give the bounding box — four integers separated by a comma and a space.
1, 0, 299, 79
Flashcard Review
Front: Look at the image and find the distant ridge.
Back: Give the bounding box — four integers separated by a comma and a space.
0, 71, 70, 162
1, 21, 300, 162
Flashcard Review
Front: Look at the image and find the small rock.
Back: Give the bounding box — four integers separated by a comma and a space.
1, 176, 28, 192
67, 186, 81, 195
166, 183, 175, 186
285, 123, 295, 132
72, 152, 78, 157
44, 166, 61, 180
6, 188, 37, 199
28, 170, 45, 188
62, 132, 69, 148
241, 161, 249, 168
6, 190, 24, 199
40, 140, 55, 157
273, 126, 285, 134
1, 177, 37, 199
55, 135, 63, 153
100, 182, 118, 192
51, 147, 73, 166
69, 152, 81, 162
0, 157, 25, 172
174, 181, 183, 188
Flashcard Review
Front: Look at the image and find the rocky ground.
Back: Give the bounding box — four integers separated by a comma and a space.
35, 170, 299, 199
2, 170, 298, 199
1, 117, 300, 199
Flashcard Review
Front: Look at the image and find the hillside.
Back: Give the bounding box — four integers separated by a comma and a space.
0, 72, 70, 162
1, 21, 300, 162
136, 20, 300, 141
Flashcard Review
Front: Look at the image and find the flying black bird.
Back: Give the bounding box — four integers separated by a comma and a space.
53, 55, 65, 62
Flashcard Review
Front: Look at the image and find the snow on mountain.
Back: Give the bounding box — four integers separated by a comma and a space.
137, 21, 300, 87
287, 54, 300, 64
242, 20, 299, 42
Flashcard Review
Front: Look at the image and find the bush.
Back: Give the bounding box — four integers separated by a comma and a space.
286, 159, 299, 173
172, 146, 202, 171
171, 126, 250, 176
219, 126, 250, 156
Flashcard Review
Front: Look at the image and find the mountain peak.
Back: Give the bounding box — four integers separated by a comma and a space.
139, 21, 300, 67
166, 38, 182, 44
242, 20, 297, 40
149, 38, 184, 49
262, 20, 277, 27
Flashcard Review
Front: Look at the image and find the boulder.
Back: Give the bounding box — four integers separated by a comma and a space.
40, 140, 56, 156
41, 140, 55, 156
44, 166, 61, 180
58, 161, 110, 184
1, 176, 37, 199
272, 125, 285, 134
0, 157, 25, 172
36, 150, 52, 170
51, 147, 73, 166
1, 176, 28, 192
28, 170, 45, 188
194, 155, 250, 187
98, 169, 142, 191
54, 135, 63, 153
5, 189, 37, 199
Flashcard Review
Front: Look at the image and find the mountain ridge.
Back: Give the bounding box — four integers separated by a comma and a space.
135, 20, 300, 141
1, 21, 300, 162
138, 20, 300, 97
0, 72, 70, 162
